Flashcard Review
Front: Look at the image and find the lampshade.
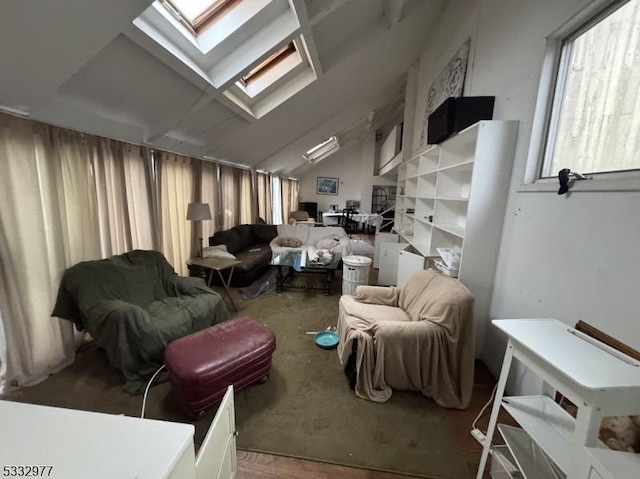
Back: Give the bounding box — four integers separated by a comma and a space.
186, 203, 212, 221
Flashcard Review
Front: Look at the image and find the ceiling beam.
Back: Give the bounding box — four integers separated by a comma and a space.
384, 0, 406, 27
289, 0, 323, 77
307, 0, 349, 28
123, 24, 255, 143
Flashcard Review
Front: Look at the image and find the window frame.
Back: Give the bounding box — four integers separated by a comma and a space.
522, 0, 640, 192
239, 42, 297, 86
161, 0, 240, 36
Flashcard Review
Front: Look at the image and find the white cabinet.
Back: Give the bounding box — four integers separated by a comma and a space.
0, 386, 237, 479
0, 400, 196, 479
378, 241, 406, 285
394, 121, 518, 350
397, 247, 426, 287
196, 386, 237, 479
477, 319, 640, 479
373, 232, 399, 269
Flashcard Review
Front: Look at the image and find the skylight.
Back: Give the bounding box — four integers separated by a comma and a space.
240, 42, 296, 86
135, 0, 319, 119
303, 137, 340, 164
161, 0, 241, 35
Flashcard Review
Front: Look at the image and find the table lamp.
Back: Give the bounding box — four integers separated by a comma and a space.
186, 203, 212, 258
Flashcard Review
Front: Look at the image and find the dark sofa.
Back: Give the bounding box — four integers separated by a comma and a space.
208, 224, 277, 287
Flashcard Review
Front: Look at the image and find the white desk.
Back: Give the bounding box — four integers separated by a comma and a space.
0, 400, 196, 479
477, 318, 640, 479
322, 212, 380, 229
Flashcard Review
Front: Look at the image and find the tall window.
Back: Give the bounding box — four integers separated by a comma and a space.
271, 176, 283, 225
540, 0, 640, 178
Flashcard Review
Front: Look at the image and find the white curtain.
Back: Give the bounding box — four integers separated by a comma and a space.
281, 178, 298, 223
201, 161, 220, 240
158, 152, 194, 276
290, 179, 299, 217
256, 172, 272, 224
220, 165, 239, 229
0, 115, 99, 392
94, 140, 155, 256
239, 169, 254, 224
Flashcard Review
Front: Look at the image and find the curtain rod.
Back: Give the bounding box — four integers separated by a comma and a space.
0, 110, 254, 173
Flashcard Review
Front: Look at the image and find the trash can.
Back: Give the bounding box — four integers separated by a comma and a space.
342, 255, 372, 295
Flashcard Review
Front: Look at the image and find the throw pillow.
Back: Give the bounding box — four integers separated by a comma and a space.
253, 223, 278, 243
202, 245, 237, 259
274, 237, 303, 248
315, 236, 340, 250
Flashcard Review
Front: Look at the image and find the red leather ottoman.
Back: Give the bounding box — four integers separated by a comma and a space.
164, 316, 276, 418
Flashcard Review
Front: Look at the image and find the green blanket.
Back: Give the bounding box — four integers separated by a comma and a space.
53, 250, 229, 394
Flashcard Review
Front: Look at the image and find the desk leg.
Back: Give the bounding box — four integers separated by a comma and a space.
476, 342, 515, 479
217, 267, 238, 312
324, 271, 333, 296
276, 266, 284, 293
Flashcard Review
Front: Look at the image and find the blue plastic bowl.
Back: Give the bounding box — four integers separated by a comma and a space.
314, 331, 339, 349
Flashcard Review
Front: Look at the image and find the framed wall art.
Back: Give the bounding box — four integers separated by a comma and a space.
419, 37, 471, 148
316, 177, 339, 195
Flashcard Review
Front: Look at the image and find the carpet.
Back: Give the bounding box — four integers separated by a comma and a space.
2, 287, 468, 479
232, 291, 469, 479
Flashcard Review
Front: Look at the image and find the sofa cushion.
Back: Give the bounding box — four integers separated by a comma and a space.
273, 237, 303, 248
210, 228, 241, 253
202, 245, 236, 259
234, 224, 255, 252
252, 224, 278, 243
340, 295, 409, 323
276, 224, 311, 244
234, 246, 273, 273
308, 226, 346, 243
315, 236, 340, 250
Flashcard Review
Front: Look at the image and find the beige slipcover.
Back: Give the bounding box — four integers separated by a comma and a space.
288, 210, 315, 225
336, 270, 474, 408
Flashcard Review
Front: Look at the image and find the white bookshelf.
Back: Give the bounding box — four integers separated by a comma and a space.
477, 318, 640, 479
393, 120, 519, 351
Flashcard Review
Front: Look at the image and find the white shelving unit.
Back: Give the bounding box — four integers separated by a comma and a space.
477, 318, 640, 479
392, 120, 519, 351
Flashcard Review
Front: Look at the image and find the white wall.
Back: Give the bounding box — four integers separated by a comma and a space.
410, 0, 640, 385
298, 135, 395, 214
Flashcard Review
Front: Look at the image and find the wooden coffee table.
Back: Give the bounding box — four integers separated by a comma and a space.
187, 256, 242, 311
270, 250, 341, 295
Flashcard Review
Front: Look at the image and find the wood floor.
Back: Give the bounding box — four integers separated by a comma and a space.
235, 360, 502, 479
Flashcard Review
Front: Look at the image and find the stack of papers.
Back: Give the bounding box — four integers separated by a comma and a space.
434, 259, 459, 277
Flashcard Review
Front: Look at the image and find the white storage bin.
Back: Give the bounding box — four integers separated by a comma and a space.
490, 446, 522, 479
342, 255, 372, 295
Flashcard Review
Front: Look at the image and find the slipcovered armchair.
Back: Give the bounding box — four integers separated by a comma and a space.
288, 210, 315, 225
53, 250, 229, 394
336, 270, 474, 409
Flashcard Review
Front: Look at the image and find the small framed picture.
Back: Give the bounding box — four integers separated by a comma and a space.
389, 186, 397, 198
316, 177, 339, 195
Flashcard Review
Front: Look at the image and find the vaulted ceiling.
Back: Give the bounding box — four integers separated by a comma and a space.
0, 0, 447, 176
